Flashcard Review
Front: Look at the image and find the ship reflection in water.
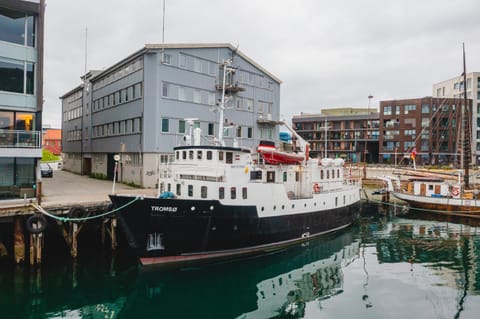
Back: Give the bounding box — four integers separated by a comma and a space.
4, 203, 480, 318
238, 238, 360, 318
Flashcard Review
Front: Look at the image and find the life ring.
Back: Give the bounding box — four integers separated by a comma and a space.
68, 206, 89, 223
25, 214, 47, 234
313, 183, 320, 193
451, 187, 459, 197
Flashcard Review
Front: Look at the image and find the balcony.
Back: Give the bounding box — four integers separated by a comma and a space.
0, 130, 42, 149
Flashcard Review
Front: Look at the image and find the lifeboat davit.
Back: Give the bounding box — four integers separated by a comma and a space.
258, 141, 305, 165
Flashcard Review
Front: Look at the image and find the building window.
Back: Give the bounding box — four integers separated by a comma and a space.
236, 126, 242, 138
162, 82, 170, 97
162, 118, 169, 132
242, 187, 247, 199
231, 187, 236, 199
178, 120, 185, 133
0, 9, 36, 47
404, 104, 416, 114
176, 184, 181, 196
0, 58, 34, 94
421, 104, 430, 114
383, 105, 392, 115
207, 151, 212, 160
247, 127, 253, 138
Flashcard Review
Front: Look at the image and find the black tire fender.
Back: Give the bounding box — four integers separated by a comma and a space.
26, 214, 47, 234
68, 206, 89, 223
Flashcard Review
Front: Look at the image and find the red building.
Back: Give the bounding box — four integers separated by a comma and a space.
43, 129, 62, 155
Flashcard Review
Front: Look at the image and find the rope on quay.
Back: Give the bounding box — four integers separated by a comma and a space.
364, 197, 480, 217
30, 196, 141, 222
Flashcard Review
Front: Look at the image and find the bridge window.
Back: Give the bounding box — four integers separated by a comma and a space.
219, 187, 225, 199
201, 186, 207, 198
188, 185, 193, 197
267, 171, 275, 183
226, 152, 233, 164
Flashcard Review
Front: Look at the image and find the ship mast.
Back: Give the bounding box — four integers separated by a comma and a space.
462, 43, 471, 188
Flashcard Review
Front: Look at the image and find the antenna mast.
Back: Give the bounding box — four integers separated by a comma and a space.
462, 43, 471, 188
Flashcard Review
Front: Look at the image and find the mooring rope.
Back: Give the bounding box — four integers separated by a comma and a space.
30, 196, 141, 222
364, 197, 480, 216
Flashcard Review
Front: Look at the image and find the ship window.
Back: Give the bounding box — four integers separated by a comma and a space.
231, 187, 237, 199
167, 183, 171, 192
201, 186, 207, 198
176, 184, 181, 196
295, 172, 299, 182
189, 150, 194, 159
188, 185, 193, 197
242, 187, 247, 199
197, 151, 203, 160
337, 169, 340, 178
219, 151, 224, 161
250, 170, 262, 180
219, 187, 225, 199
207, 151, 212, 160
327, 170, 330, 179
176, 151, 179, 160
267, 171, 275, 183
226, 152, 233, 164
344, 195, 346, 204
331, 169, 335, 179
283, 172, 287, 182
321, 170, 324, 180
182, 151, 187, 160
335, 197, 338, 206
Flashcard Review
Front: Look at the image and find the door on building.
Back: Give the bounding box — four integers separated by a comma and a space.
83, 158, 92, 176
107, 154, 116, 180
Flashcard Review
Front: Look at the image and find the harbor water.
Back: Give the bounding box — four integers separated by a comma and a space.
2, 202, 480, 318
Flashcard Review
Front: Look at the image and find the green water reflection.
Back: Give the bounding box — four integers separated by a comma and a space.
1, 202, 480, 318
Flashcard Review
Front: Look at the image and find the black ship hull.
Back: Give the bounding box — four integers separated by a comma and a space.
109, 195, 359, 268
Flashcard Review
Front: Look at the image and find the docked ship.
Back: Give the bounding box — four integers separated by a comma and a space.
109, 61, 361, 268
391, 46, 479, 217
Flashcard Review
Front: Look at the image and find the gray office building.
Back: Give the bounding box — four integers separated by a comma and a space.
61, 44, 281, 187
0, 0, 45, 201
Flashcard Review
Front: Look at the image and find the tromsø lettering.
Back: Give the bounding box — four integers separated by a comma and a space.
151, 206, 178, 212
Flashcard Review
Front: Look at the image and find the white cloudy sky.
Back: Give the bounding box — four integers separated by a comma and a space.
43, 0, 480, 127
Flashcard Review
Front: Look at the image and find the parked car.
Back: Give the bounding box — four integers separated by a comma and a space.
40, 163, 53, 178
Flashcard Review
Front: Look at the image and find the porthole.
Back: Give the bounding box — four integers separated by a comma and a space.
273, 205, 276, 210
261, 207, 264, 211
292, 204, 295, 209
314, 202, 317, 206
323, 201, 326, 205
282, 205, 285, 210
304, 203, 307, 207
191, 206, 196, 211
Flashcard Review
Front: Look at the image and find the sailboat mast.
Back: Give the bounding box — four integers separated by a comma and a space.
462, 43, 470, 189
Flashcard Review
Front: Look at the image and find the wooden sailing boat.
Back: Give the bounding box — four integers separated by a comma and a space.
391, 44, 480, 217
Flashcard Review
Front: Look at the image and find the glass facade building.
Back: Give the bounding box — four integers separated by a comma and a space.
0, 1, 44, 201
